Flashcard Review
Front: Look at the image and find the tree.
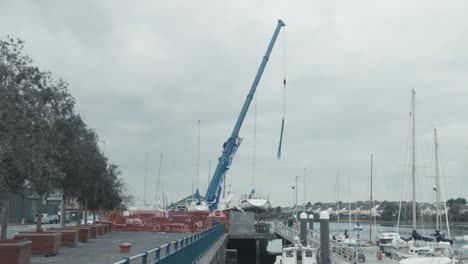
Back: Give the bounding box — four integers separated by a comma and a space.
381, 202, 399, 221
0, 37, 50, 238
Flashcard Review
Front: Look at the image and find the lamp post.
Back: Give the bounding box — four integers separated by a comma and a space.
99, 140, 106, 155
295, 176, 300, 209
291, 186, 295, 207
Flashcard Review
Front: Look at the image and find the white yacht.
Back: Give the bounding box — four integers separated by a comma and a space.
187, 200, 209, 212
399, 256, 454, 264
274, 241, 318, 264
239, 190, 271, 212
333, 233, 359, 247
379, 232, 404, 255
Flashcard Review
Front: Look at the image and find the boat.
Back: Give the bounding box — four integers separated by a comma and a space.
333, 232, 359, 247
274, 239, 318, 264
187, 121, 209, 213
187, 190, 209, 212
239, 189, 271, 212
187, 200, 209, 212
391, 91, 457, 262
379, 232, 404, 255
353, 223, 363, 231
399, 256, 454, 264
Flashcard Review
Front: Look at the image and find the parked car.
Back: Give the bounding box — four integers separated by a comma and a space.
80, 216, 100, 225
33, 213, 51, 224
49, 215, 60, 224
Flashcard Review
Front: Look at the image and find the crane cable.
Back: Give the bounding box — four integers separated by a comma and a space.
277, 28, 286, 160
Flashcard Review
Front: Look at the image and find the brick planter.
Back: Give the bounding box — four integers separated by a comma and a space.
101, 221, 113, 232
59, 227, 91, 242
0, 240, 32, 264
13, 232, 61, 256
97, 223, 108, 234
46, 229, 79, 247
86, 224, 104, 236
81, 225, 97, 239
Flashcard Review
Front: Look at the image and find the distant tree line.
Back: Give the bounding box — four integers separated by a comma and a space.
0, 37, 131, 239
268, 198, 468, 223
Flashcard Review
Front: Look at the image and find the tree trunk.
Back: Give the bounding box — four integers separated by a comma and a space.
36, 194, 43, 232
84, 200, 88, 225
92, 212, 96, 224
77, 201, 82, 226
0, 194, 9, 239
60, 193, 66, 228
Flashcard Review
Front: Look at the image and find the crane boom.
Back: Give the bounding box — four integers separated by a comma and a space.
205, 19, 286, 210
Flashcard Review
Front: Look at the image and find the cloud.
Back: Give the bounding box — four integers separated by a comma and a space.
1, 0, 467, 207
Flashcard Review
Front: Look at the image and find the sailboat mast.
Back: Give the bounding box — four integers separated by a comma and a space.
197, 120, 201, 191
303, 168, 306, 211
369, 154, 373, 241
411, 89, 417, 230
434, 129, 441, 230
337, 172, 340, 226
155, 153, 163, 208
349, 175, 352, 233
144, 152, 148, 206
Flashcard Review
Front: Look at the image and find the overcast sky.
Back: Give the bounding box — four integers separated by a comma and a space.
1, 1, 467, 207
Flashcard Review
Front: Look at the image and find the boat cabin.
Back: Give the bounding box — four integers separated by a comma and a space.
275, 245, 317, 264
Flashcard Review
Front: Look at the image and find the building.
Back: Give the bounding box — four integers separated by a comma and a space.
7, 189, 62, 224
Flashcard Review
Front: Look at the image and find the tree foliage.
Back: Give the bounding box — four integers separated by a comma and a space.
0, 37, 130, 235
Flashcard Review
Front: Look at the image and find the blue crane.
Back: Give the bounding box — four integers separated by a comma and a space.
203, 19, 286, 211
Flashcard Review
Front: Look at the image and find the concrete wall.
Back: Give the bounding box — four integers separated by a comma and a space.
198, 233, 229, 264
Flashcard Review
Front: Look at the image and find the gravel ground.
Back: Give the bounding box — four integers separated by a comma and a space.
31, 231, 190, 264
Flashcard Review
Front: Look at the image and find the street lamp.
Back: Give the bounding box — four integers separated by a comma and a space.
295, 176, 300, 209
291, 186, 295, 207
99, 140, 106, 155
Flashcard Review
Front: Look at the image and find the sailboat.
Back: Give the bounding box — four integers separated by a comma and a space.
391, 91, 457, 263
188, 120, 209, 212
239, 189, 271, 211
238, 96, 271, 212
333, 173, 359, 246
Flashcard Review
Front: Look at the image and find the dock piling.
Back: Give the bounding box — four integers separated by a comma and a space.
300, 212, 307, 246
308, 213, 314, 230
320, 211, 330, 264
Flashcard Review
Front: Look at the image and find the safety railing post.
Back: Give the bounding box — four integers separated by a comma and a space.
155, 247, 161, 263
166, 242, 170, 257
122, 256, 130, 264
141, 251, 148, 264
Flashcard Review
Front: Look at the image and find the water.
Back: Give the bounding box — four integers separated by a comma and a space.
264, 222, 468, 263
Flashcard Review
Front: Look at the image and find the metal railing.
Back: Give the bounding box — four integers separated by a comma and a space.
112, 223, 226, 264
273, 221, 358, 263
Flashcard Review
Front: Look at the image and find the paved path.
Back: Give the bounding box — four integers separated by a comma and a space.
31, 231, 189, 264
7, 223, 64, 238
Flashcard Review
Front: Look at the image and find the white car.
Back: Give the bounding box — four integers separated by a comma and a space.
33, 213, 51, 224
81, 216, 100, 225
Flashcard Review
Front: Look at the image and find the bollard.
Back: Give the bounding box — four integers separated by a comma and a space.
300, 212, 308, 246
308, 213, 314, 230
320, 211, 330, 264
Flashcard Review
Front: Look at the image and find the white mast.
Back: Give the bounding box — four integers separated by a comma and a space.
197, 120, 201, 191
434, 129, 441, 230
369, 154, 373, 241
144, 152, 148, 206
337, 171, 340, 226
155, 153, 163, 209
411, 89, 417, 230
349, 175, 352, 233
303, 168, 307, 212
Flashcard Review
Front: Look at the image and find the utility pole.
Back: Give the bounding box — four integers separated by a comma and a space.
411, 89, 417, 230
434, 129, 441, 230
295, 176, 300, 209
369, 154, 373, 241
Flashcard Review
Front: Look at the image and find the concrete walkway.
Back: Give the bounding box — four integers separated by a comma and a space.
31, 231, 189, 264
